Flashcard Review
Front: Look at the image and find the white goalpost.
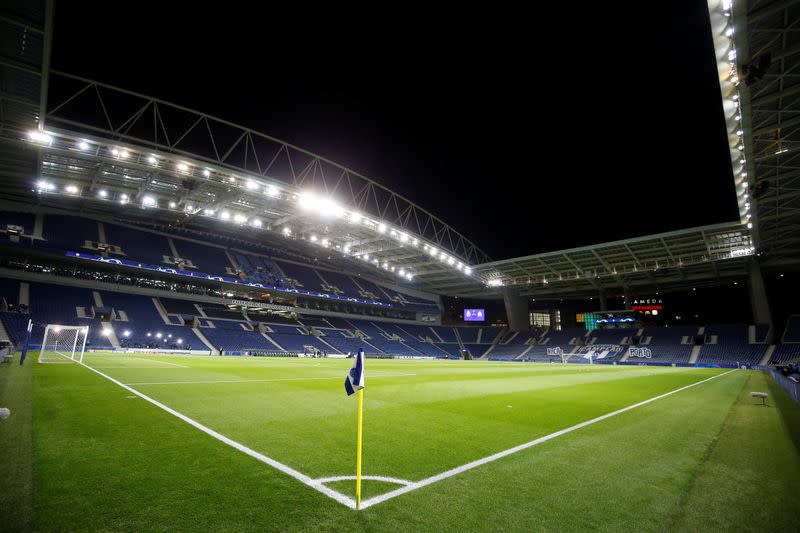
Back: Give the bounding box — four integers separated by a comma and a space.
39, 324, 89, 364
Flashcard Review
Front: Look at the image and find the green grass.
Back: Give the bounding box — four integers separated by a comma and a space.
2, 354, 798, 531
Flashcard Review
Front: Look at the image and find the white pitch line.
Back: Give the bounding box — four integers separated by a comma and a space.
316, 475, 413, 487
76, 361, 357, 509
126, 374, 417, 386
89, 356, 189, 368
358, 369, 737, 510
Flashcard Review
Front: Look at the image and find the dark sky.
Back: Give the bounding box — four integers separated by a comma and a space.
50, 1, 737, 261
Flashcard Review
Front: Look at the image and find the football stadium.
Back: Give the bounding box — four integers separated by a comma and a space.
1, 1, 799, 531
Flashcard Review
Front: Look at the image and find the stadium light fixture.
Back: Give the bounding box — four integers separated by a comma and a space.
97, 189, 107, 198
247, 180, 259, 190
53, 326, 62, 333
343, 245, 351, 253
28, 130, 52, 145
147, 332, 152, 337
465, 267, 472, 275
310, 235, 318, 242
204, 208, 215, 215
322, 238, 330, 247
220, 210, 231, 221
167, 334, 172, 338
78, 140, 90, 151
363, 254, 370, 261
65, 185, 79, 194
234, 213, 247, 224
399, 233, 408, 243
177, 338, 183, 344
156, 332, 163, 338
412, 238, 418, 246
282, 227, 291, 236
266, 185, 280, 197
123, 330, 131, 337
169, 201, 177, 208
186, 204, 194, 212
120, 194, 129, 205
747, 222, 753, 229
487, 279, 504, 287
406, 272, 413, 280
378, 223, 387, 233
142, 195, 157, 207
111, 148, 120, 157
319, 197, 344, 218
447, 257, 455, 265
147, 155, 158, 165
102, 328, 112, 336
202, 169, 211, 178
399, 269, 406, 276
350, 212, 362, 224
177, 162, 189, 173
252, 218, 263, 228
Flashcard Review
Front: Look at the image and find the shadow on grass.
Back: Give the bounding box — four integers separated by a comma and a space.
764, 372, 800, 453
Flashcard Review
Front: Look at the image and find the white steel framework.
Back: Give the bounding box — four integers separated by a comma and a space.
39, 324, 88, 364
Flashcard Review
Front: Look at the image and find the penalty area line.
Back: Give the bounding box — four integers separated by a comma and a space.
358, 369, 737, 510
76, 361, 357, 509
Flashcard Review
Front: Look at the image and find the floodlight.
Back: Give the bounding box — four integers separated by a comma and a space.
350, 212, 362, 224
123, 330, 131, 337
447, 257, 455, 265
747, 222, 753, 229
220, 210, 231, 221
343, 245, 351, 253
465, 267, 472, 275
78, 140, 90, 151
252, 218, 263, 228
177, 338, 183, 344
282, 227, 291, 235
247, 180, 259, 190
156, 332, 163, 338
147, 155, 158, 165
169, 201, 177, 208
204, 208, 215, 215
102, 328, 112, 336
28, 130, 52, 144
377, 223, 387, 233
488, 279, 504, 287
321, 238, 330, 247
399, 233, 408, 242
399, 269, 406, 276
406, 272, 413, 280
147, 332, 152, 337
98, 189, 107, 198
142, 196, 157, 207
234, 213, 247, 224
266, 185, 280, 197
363, 254, 370, 260
177, 162, 189, 172
65, 185, 79, 194
310, 235, 318, 242
120, 194, 129, 204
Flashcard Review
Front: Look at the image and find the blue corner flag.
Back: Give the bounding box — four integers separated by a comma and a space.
344, 348, 365, 396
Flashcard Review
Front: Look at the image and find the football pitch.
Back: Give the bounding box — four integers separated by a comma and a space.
2, 355, 799, 532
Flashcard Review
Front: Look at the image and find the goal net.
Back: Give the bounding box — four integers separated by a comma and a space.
39, 324, 89, 364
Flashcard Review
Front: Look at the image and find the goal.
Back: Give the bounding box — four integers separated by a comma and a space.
39, 324, 89, 364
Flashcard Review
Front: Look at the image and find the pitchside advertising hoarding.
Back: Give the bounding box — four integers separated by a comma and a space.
463, 308, 485, 322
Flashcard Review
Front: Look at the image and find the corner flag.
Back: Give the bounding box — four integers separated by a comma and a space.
345, 348, 366, 509
344, 347, 365, 395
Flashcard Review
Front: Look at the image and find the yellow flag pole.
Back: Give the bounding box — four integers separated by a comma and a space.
356, 387, 364, 510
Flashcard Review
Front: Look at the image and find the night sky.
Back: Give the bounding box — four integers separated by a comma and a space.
50, 1, 738, 261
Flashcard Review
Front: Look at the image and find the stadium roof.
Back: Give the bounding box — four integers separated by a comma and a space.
0, 0, 796, 301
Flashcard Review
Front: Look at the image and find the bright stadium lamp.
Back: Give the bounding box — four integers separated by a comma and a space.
156, 332, 163, 339
310, 235, 318, 242
266, 184, 280, 197
343, 245, 351, 253
252, 218, 263, 228
464, 267, 472, 275
65, 185, 79, 194
119, 150, 130, 159
202, 169, 211, 177
234, 213, 247, 224
147, 155, 158, 165
298, 191, 319, 210
350, 212, 362, 224
177, 338, 183, 344
97, 189, 107, 198
28, 130, 52, 145
204, 208, 215, 215
399, 269, 406, 276
220, 210, 231, 221
169, 201, 177, 208
142, 196, 157, 207
123, 330, 131, 337
377, 223, 387, 233
406, 272, 413, 280
177, 162, 189, 173
78, 140, 90, 150
282, 227, 291, 235
247, 180, 259, 190
120, 194, 129, 205
102, 328, 112, 336
146, 332, 152, 337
